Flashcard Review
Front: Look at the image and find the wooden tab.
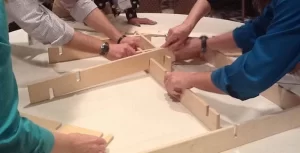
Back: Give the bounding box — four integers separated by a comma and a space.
103, 134, 114, 145
163, 55, 173, 72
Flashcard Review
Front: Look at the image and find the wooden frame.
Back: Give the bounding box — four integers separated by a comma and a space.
26, 33, 300, 153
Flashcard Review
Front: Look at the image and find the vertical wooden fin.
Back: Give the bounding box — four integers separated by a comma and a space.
28, 48, 167, 103
103, 134, 114, 145
20, 113, 62, 131
163, 55, 173, 72
149, 58, 167, 86
180, 89, 221, 130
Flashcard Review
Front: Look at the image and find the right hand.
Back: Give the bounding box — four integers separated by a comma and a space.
107, 43, 136, 60
173, 37, 202, 61
162, 23, 193, 51
52, 132, 107, 153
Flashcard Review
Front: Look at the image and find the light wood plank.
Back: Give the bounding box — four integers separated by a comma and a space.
163, 55, 173, 72
148, 104, 300, 153
20, 113, 62, 131
28, 48, 167, 103
56, 124, 103, 137
103, 134, 114, 145
149, 58, 167, 86
180, 89, 220, 130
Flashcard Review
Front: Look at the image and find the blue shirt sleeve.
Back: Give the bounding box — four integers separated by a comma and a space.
232, 5, 272, 54
211, 0, 300, 100
0, 1, 54, 153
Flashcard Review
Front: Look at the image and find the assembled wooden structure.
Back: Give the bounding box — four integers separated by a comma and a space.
24, 32, 300, 153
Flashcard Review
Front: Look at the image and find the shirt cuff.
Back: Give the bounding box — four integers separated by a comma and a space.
70, 0, 98, 22
211, 67, 230, 94
51, 23, 74, 46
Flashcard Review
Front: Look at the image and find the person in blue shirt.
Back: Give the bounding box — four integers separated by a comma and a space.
163, 0, 300, 100
0, 1, 107, 153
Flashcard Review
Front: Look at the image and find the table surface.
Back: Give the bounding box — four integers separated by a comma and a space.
8, 13, 300, 153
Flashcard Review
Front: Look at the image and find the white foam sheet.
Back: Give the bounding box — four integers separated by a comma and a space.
18, 73, 208, 153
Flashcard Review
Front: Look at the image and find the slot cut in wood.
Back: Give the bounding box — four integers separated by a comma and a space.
28, 48, 168, 103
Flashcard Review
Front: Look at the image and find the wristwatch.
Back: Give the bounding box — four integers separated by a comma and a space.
199, 35, 208, 57
117, 35, 126, 44
100, 42, 109, 55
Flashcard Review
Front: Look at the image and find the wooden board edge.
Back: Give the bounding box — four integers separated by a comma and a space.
149, 58, 167, 86
147, 104, 300, 153
20, 112, 62, 131
180, 89, 221, 131
28, 48, 168, 103
139, 34, 156, 49
56, 124, 103, 137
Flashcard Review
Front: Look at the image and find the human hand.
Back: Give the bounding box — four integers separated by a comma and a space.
162, 23, 193, 51
128, 18, 157, 27
164, 72, 195, 99
107, 44, 136, 60
52, 132, 107, 153
120, 36, 141, 50
173, 37, 202, 61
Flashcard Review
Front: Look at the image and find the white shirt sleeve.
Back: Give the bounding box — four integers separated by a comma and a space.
5, 0, 74, 46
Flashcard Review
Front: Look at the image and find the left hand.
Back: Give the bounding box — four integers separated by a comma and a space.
120, 36, 142, 50
128, 18, 157, 27
164, 72, 195, 99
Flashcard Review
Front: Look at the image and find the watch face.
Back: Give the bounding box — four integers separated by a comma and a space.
100, 42, 109, 55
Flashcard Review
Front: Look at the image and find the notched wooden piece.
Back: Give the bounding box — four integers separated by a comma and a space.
180, 89, 220, 130
28, 48, 168, 103
149, 58, 167, 86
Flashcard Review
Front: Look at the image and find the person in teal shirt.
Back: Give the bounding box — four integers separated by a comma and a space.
0, 1, 107, 153
163, 0, 300, 100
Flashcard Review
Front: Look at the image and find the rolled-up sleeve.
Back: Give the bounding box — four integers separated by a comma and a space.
5, 0, 74, 46
232, 5, 272, 54
60, 0, 97, 22
211, 0, 300, 100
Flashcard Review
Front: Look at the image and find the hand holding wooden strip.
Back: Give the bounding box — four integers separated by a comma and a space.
20, 112, 62, 131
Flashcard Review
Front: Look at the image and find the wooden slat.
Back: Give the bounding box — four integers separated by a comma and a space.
20, 113, 62, 131
56, 124, 103, 137
28, 48, 167, 103
180, 89, 220, 130
148, 104, 300, 153
103, 134, 114, 145
163, 55, 173, 72
48, 35, 156, 63
149, 58, 167, 86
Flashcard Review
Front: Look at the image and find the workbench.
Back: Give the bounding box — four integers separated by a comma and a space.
9, 13, 300, 153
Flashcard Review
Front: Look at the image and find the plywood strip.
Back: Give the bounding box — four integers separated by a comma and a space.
103, 134, 114, 145
56, 124, 103, 136
149, 58, 167, 86
48, 35, 156, 63
180, 89, 221, 130
28, 48, 168, 103
261, 84, 300, 109
163, 55, 174, 72
148, 104, 300, 153
20, 113, 62, 131
48, 38, 112, 64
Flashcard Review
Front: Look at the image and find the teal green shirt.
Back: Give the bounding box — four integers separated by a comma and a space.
0, 1, 54, 153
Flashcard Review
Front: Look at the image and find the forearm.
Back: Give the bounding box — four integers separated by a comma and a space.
207, 32, 240, 53
65, 31, 104, 53
84, 9, 122, 42
183, 0, 211, 29
190, 72, 224, 94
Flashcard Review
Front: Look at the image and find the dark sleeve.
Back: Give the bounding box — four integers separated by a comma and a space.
211, 0, 300, 100
232, 5, 272, 54
125, 0, 138, 20
94, 0, 108, 9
